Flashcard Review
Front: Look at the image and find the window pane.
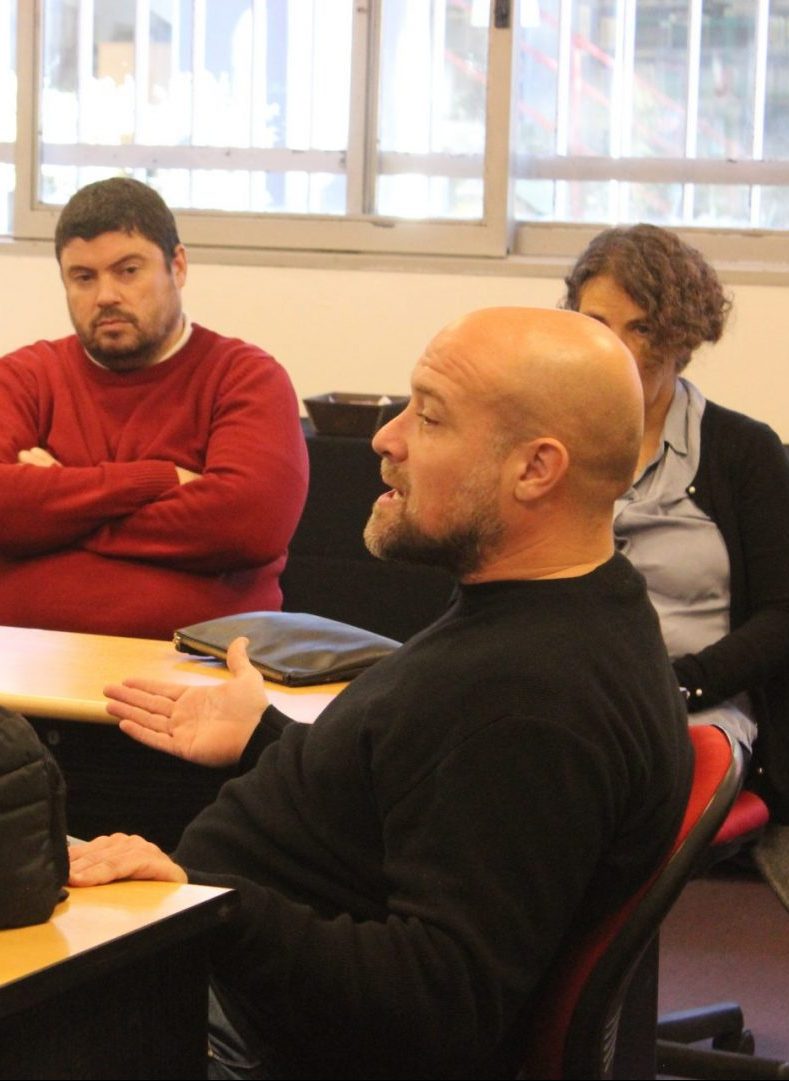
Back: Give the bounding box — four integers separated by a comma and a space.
513, 0, 559, 159
697, 3, 757, 160
691, 183, 752, 228
567, 0, 617, 157
631, 2, 688, 159
759, 185, 789, 229
0, 0, 15, 235
37, 0, 354, 215
764, 6, 789, 160
514, 0, 789, 231
375, 0, 488, 220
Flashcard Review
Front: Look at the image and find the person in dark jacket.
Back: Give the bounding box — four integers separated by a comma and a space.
565, 223, 789, 818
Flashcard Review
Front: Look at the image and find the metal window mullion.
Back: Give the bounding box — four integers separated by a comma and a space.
191, 0, 207, 141
170, 0, 181, 81
1, 0, 13, 141
359, 0, 383, 216
482, 0, 514, 250
345, 0, 373, 215
77, 0, 94, 149
250, 0, 268, 147
190, 0, 207, 205
609, 0, 624, 222
250, 0, 268, 211
516, 153, 789, 185
554, 0, 573, 219
308, 0, 321, 209
751, 0, 770, 226
613, 0, 637, 221
134, 0, 151, 149
429, 0, 447, 213
13, 0, 39, 226
683, 0, 703, 224
169, 0, 183, 157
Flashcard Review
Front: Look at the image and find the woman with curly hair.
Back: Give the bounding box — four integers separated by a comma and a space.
564, 223, 789, 820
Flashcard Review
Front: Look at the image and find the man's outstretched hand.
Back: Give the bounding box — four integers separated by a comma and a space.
104, 636, 268, 767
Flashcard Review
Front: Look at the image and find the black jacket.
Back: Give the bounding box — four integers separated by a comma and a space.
673, 400, 789, 820
0, 709, 68, 928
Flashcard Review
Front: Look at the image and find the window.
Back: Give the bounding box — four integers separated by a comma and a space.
512, 0, 789, 237
6, 1, 789, 260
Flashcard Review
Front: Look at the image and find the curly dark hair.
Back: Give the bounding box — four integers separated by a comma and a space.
55, 177, 181, 265
562, 224, 732, 370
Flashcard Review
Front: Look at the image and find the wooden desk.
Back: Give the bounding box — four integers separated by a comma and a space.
0, 881, 233, 1080
0, 624, 344, 725
0, 625, 345, 848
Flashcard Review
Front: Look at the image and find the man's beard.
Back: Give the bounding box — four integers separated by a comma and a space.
81, 323, 159, 370
77, 306, 179, 371
364, 498, 504, 578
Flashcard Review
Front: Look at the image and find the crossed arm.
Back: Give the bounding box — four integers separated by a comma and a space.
68, 637, 269, 887
0, 345, 307, 569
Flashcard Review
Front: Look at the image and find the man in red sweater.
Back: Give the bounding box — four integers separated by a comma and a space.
0, 178, 308, 639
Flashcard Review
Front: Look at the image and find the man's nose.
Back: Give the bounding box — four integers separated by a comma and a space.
372, 403, 409, 460
95, 275, 122, 306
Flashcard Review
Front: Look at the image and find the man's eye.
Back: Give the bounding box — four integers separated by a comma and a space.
122, 265, 140, 277
632, 322, 651, 336
416, 412, 437, 427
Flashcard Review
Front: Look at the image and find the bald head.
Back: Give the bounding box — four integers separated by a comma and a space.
423, 307, 644, 508
368, 306, 643, 582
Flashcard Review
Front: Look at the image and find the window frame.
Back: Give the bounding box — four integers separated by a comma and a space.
13, 0, 516, 258
6, 0, 789, 278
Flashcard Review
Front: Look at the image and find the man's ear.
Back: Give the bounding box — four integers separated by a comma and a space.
512, 438, 570, 503
170, 244, 188, 288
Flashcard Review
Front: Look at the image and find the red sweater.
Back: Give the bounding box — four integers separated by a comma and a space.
0, 325, 308, 638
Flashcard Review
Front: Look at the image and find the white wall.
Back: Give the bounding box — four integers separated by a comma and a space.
2, 249, 787, 440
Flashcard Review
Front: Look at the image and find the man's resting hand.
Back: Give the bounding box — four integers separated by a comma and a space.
68, 833, 187, 886
104, 636, 268, 767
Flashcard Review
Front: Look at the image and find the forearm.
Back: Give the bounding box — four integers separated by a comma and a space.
673, 608, 789, 710
0, 460, 177, 556
81, 459, 307, 572
83, 355, 308, 571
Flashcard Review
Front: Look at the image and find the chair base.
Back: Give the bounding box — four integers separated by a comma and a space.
658, 1002, 753, 1051
656, 1004, 789, 1079
656, 1038, 789, 1079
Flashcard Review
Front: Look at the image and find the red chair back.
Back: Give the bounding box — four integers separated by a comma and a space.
517, 725, 742, 1080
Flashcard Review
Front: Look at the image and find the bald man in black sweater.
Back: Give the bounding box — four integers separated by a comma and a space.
70, 308, 693, 1080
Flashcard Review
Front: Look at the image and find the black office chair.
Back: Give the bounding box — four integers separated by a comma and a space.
656, 788, 789, 1079
516, 725, 742, 1080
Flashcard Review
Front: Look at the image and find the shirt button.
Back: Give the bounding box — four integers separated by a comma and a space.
694, 688, 703, 698
687, 485, 696, 495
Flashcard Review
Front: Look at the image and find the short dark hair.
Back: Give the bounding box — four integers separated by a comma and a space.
54, 177, 181, 265
562, 223, 731, 370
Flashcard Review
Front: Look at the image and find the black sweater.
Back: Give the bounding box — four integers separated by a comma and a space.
673, 400, 789, 819
177, 554, 692, 1079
